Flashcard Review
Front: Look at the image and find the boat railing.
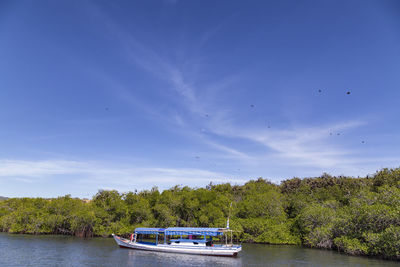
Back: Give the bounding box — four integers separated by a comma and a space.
130, 227, 241, 248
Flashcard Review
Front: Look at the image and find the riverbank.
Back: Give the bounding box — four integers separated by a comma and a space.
1, 167, 399, 260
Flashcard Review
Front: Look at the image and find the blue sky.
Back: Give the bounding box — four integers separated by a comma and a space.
0, 0, 400, 198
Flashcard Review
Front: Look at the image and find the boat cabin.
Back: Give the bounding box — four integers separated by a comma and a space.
133, 227, 225, 247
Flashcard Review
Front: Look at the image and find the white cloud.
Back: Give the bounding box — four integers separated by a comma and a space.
0, 159, 245, 190
0, 159, 85, 177
230, 120, 367, 168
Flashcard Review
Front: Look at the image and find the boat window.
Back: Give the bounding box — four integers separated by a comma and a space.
193, 242, 198, 245
174, 241, 180, 244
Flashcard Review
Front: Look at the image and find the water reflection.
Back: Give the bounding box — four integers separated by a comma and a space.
125, 249, 241, 267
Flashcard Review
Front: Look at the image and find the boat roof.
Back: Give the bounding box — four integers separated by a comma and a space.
165, 227, 224, 236
134, 227, 224, 236
134, 228, 165, 234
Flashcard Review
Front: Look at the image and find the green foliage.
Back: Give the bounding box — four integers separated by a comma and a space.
284, 168, 400, 259
1, 167, 400, 260
236, 179, 284, 219
240, 218, 300, 245
372, 168, 400, 188
364, 226, 400, 258
295, 203, 336, 249
334, 236, 368, 255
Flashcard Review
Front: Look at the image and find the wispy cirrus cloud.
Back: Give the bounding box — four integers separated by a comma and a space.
85, 3, 248, 160
222, 120, 367, 167
0, 159, 85, 178
0, 159, 243, 189
83, 2, 393, 179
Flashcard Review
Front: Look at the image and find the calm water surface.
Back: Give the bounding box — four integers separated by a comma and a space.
0, 233, 397, 266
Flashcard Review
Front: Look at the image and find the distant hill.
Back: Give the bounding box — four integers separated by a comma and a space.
0, 196, 8, 201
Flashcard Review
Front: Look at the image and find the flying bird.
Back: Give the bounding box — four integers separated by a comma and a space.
346, 91, 351, 95
318, 89, 322, 93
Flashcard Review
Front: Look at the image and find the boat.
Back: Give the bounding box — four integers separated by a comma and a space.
112, 227, 242, 257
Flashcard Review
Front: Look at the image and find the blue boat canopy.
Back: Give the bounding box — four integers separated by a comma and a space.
134, 227, 226, 236
134, 228, 165, 235
165, 227, 224, 236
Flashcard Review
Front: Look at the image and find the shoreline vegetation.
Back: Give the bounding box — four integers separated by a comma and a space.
1, 168, 399, 260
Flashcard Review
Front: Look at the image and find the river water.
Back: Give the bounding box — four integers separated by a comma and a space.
0, 233, 397, 266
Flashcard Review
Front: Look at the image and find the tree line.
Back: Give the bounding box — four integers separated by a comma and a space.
0, 168, 399, 260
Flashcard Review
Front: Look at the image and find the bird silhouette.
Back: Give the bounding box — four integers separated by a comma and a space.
318, 89, 322, 93
250, 104, 254, 108
346, 91, 351, 95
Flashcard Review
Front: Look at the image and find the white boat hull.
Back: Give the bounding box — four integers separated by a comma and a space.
112, 234, 241, 257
